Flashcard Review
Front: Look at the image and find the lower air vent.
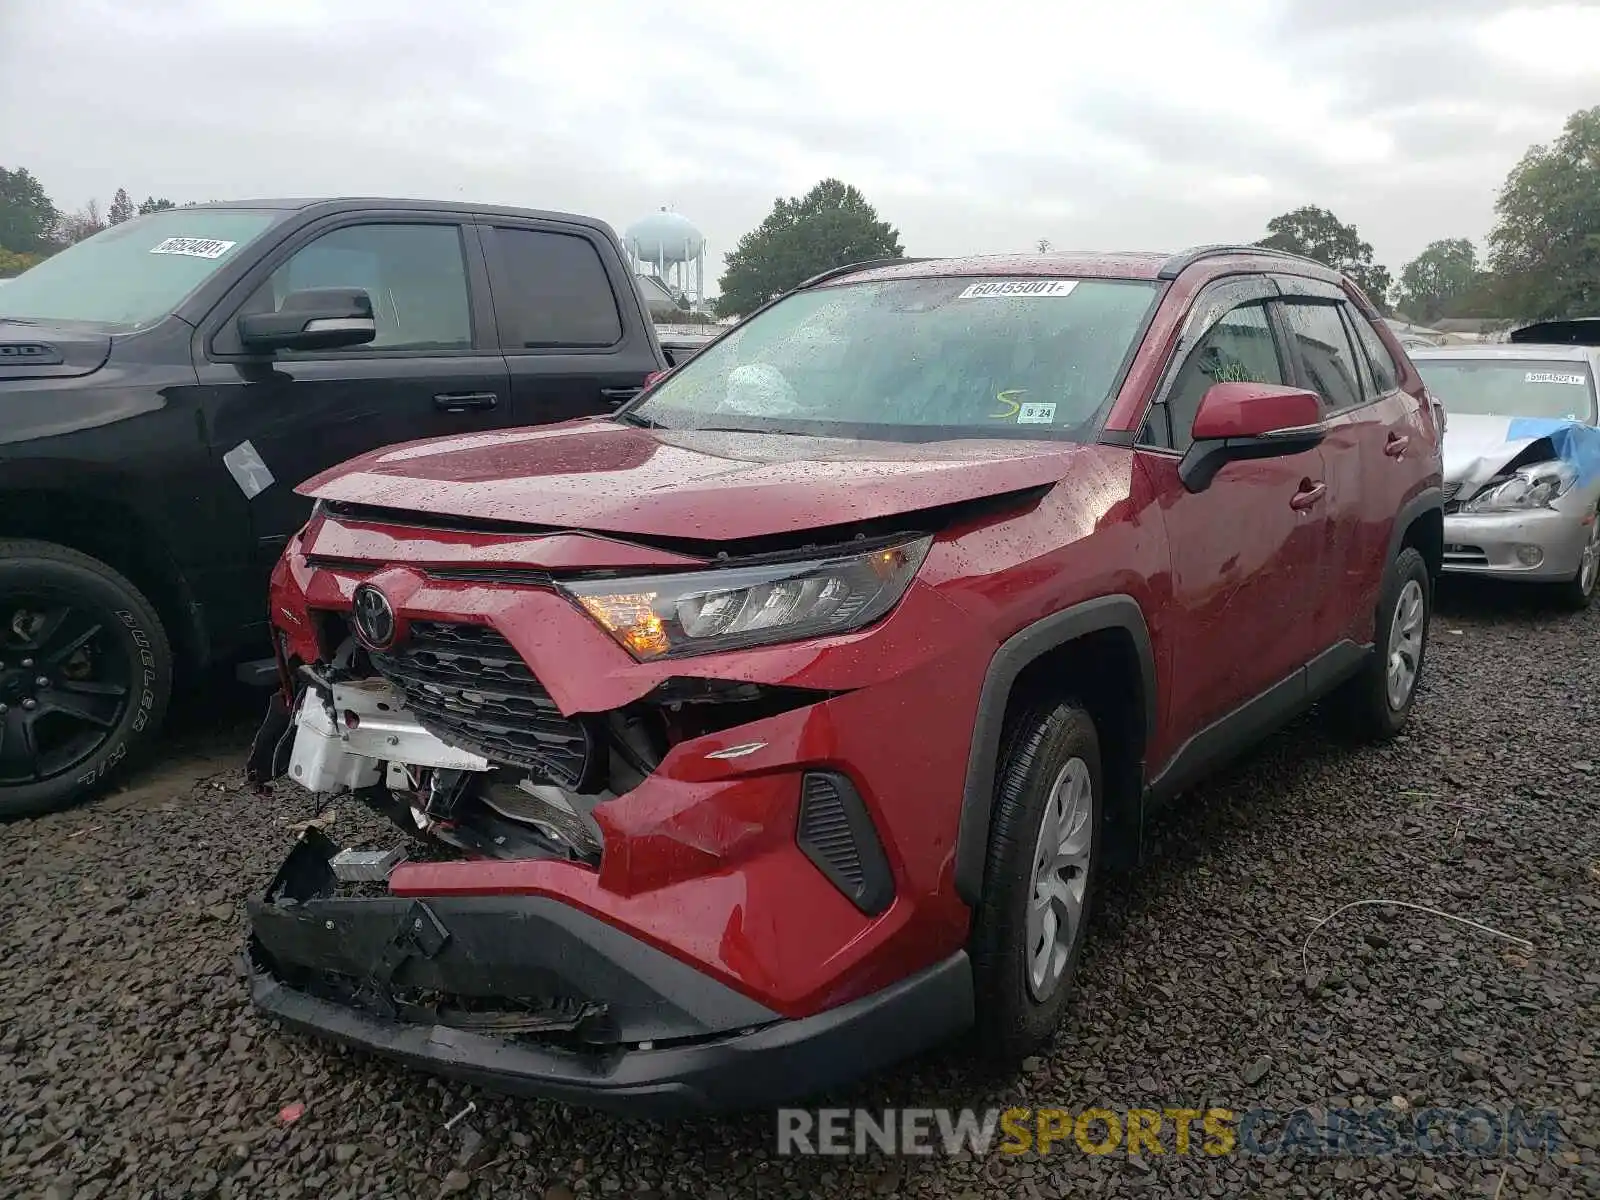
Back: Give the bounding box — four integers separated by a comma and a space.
796, 772, 893, 916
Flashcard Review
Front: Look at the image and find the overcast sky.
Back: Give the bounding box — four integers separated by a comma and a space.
3, 0, 1596, 290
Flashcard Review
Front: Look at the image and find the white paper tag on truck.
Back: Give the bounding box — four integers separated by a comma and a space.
958, 280, 1078, 299
1525, 371, 1588, 386
149, 237, 237, 260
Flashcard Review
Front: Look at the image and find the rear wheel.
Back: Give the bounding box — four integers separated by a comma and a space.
1327, 546, 1430, 741
1553, 511, 1600, 610
0, 540, 172, 818
969, 700, 1101, 1060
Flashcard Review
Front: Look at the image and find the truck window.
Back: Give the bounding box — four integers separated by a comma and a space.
490, 229, 622, 349
245, 223, 472, 352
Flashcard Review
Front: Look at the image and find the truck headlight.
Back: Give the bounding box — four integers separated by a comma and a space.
561, 536, 932, 660
1461, 461, 1577, 513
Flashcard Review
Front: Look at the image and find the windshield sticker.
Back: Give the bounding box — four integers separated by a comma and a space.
223, 439, 275, 500
1018, 402, 1057, 424
1525, 371, 1588, 386
990, 389, 1026, 418
150, 237, 237, 260
958, 280, 1078, 300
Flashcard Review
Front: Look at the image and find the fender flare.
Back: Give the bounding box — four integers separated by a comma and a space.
1386, 486, 1444, 569
953, 594, 1157, 906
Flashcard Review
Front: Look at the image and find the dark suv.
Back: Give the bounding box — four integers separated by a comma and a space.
0, 199, 664, 816
246, 246, 1444, 1115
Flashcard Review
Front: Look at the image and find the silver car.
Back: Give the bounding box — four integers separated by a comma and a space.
1411, 328, 1600, 607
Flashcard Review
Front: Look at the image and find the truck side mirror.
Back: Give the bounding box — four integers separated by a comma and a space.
238, 288, 377, 353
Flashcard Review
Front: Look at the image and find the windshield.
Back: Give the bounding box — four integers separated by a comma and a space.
626, 277, 1159, 440
0, 208, 285, 330
1416, 358, 1597, 422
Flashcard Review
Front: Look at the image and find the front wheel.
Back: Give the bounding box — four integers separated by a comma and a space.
1552, 511, 1600, 610
0, 540, 173, 818
969, 700, 1102, 1061
1327, 546, 1431, 741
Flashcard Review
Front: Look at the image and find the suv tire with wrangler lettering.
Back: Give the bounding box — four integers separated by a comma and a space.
0, 540, 172, 818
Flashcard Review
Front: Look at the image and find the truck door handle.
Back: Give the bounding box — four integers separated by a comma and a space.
1384, 432, 1410, 458
433, 392, 499, 413
600, 387, 641, 406
1290, 480, 1327, 510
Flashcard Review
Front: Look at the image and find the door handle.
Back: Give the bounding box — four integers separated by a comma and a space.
433, 392, 499, 413
600, 386, 641, 406
1384, 432, 1410, 458
1290, 481, 1327, 510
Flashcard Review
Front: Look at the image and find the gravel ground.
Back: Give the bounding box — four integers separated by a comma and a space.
3, 581, 1598, 1200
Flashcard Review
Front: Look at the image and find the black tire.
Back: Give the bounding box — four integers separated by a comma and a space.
1327, 546, 1431, 741
969, 700, 1102, 1061
0, 540, 173, 818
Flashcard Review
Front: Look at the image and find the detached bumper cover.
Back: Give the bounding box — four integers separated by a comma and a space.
246, 832, 974, 1115
1442, 508, 1592, 580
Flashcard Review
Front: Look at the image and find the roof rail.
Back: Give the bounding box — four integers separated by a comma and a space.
1157, 243, 1332, 281
794, 257, 936, 290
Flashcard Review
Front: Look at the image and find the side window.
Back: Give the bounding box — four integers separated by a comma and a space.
1337, 305, 1378, 400
1282, 301, 1362, 412
243, 224, 472, 353
491, 229, 622, 349
1345, 306, 1401, 394
1163, 303, 1285, 451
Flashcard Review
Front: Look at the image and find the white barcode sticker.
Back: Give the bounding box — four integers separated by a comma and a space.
1525, 371, 1587, 386
150, 237, 237, 260
958, 280, 1078, 299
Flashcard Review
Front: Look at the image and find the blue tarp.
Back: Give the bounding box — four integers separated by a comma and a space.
1506, 418, 1600, 487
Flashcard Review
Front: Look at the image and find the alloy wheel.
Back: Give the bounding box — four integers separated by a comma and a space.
0, 596, 131, 786
1385, 579, 1425, 711
1025, 756, 1093, 1002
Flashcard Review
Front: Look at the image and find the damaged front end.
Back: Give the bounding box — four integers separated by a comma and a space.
240, 505, 985, 1113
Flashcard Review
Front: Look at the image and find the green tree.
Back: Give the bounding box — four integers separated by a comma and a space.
0, 246, 42, 277
1256, 205, 1393, 311
138, 196, 177, 215
716, 179, 903, 317
1488, 105, 1600, 320
108, 187, 135, 225
1395, 238, 1480, 323
0, 166, 59, 254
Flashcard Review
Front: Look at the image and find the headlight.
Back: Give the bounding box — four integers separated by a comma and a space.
561, 536, 933, 660
1461, 461, 1578, 513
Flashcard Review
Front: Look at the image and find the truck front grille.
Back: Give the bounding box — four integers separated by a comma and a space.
368, 620, 597, 790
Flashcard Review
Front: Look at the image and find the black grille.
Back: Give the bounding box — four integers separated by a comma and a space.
796, 772, 893, 915
369, 620, 597, 789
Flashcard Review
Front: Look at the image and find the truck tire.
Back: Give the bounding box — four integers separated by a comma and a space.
1327, 546, 1431, 741
0, 540, 173, 818
969, 699, 1102, 1060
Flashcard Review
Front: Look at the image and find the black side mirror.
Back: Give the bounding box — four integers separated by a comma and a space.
238, 288, 377, 353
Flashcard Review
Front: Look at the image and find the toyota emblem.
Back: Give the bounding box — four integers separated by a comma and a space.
351, 583, 397, 649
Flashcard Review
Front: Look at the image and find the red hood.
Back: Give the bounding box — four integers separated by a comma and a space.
299, 420, 1085, 540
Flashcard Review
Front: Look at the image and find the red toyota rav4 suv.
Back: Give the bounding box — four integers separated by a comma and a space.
245, 246, 1443, 1115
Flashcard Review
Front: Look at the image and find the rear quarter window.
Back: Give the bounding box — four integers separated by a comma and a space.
490, 229, 623, 349
1346, 308, 1401, 393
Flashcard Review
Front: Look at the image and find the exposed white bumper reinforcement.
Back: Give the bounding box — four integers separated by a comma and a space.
286, 679, 489, 795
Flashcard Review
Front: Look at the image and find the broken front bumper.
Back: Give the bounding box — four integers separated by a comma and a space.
1442, 508, 1593, 581
245, 830, 973, 1117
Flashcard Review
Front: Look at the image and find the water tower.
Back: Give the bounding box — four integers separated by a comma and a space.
624, 208, 706, 310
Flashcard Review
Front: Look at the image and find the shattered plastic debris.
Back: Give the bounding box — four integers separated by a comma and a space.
278, 1101, 306, 1124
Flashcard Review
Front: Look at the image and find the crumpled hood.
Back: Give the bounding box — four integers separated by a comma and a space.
1444, 412, 1600, 493
299, 419, 1084, 541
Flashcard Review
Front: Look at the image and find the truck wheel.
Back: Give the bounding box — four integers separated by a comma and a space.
1553, 511, 1599, 610
0, 540, 172, 818
969, 700, 1101, 1060
1327, 546, 1431, 741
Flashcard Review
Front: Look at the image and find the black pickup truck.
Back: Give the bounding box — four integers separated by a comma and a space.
0, 198, 667, 816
